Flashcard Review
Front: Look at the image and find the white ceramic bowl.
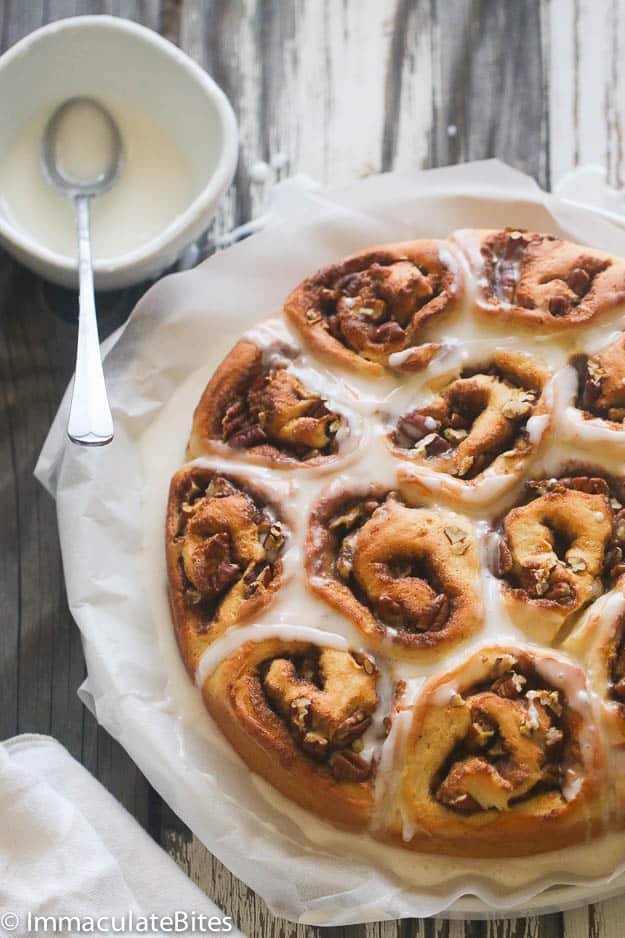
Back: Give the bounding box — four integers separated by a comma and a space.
0, 16, 238, 288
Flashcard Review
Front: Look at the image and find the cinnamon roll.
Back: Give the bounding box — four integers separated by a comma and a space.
188, 337, 345, 467
306, 487, 482, 656
454, 227, 625, 330
202, 638, 381, 829
387, 646, 607, 856
166, 466, 288, 673
284, 241, 464, 376
390, 351, 550, 502
564, 585, 625, 746
490, 475, 625, 643
574, 334, 625, 425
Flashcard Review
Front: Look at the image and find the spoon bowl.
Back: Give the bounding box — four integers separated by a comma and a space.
42, 96, 123, 197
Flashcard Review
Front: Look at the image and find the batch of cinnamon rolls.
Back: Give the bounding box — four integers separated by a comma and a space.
166, 227, 625, 858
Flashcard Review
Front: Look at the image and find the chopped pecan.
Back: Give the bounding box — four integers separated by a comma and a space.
502, 398, 533, 420
329, 503, 363, 531
221, 399, 246, 437
549, 295, 571, 317
546, 580, 576, 603
545, 726, 564, 747
467, 717, 496, 748
212, 560, 240, 593
376, 593, 403, 624
333, 709, 372, 747
205, 476, 235, 499
374, 320, 405, 344
443, 427, 468, 444
414, 432, 452, 458
302, 731, 329, 759
184, 588, 203, 606
566, 267, 591, 296
415, 593, 449, 631
567, 556, 587, 574
290, 696, 311, 733
264, 522, 285, 556
559, 476, 610, 496
444, 526, 469, 555
335, 548, 353, 580
243, 564, 274, 597
228, 425, 268, 449
496, 538, 513, 577
526, 688, 562, 716
329, 749, 371, 782
491, 671, 527, 698
396, 411, 440, 444
359, 299, 387, 322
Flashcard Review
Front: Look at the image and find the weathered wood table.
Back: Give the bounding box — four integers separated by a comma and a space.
1, 1, 624, 935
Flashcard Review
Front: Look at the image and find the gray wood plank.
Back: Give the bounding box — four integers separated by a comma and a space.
430, 0, 549, 188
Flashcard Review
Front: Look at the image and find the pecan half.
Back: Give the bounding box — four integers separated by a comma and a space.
329, 749, 371, 782
333, 709, 373, 747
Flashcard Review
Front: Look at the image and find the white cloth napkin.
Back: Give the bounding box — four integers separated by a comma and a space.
0, 734, 244, 937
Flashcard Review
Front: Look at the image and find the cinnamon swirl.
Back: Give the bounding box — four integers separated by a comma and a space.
188, 337, 345, 467
202, 638, 382, 829
387, 646, 607, 856
454, 227, 625, 330
306, 487, 482, 657
166, 465, 288, 673
490, 475, 625, 643
391, 351, 551, 504
284, 240, 464, 375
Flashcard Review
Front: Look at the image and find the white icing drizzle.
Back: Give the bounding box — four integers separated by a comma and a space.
360, 664, 396, 764
372, 678, 424, 835
526, 412, 549, 445
195, 623, 351, 689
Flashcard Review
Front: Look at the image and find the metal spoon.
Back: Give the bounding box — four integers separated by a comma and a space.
42, 97, 122, 446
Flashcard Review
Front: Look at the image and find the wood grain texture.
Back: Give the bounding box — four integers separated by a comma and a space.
1, 0, 624, 936
549, 0, 625, 189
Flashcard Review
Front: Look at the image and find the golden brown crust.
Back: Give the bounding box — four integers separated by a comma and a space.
382, 646, 608, 857
202, 638, 381, 829
575, 333, 625, 425
454, 227, 625, 330
564, 583, 625, 746
489, 475, 625, 643
389, 351, 551, 490
187, 338, 345, 467
284, 240, 464, 375
166, 465, 288, 675
306, 487, 482, 658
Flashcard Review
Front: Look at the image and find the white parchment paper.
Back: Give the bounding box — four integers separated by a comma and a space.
36, 160, 625, 923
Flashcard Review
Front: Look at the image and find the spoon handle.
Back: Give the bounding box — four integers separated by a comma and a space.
67, 195, 114, 446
